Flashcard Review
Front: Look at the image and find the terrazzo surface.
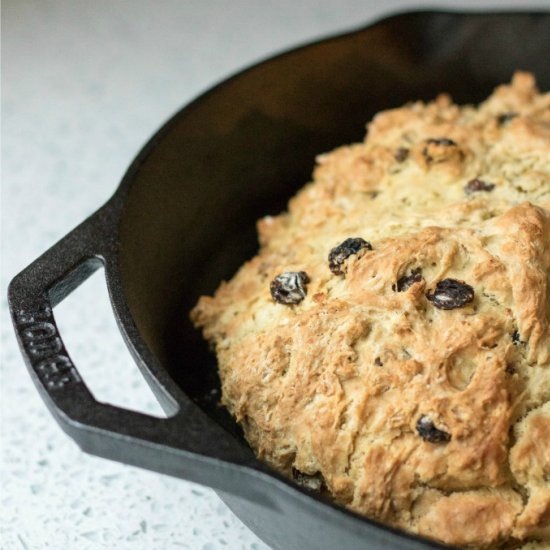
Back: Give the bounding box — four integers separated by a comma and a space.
2, 1, 549, 548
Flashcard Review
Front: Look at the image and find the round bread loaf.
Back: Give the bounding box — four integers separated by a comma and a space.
191, 73, 550, 549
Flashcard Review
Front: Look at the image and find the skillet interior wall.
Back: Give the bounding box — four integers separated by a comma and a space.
118, 12, 550, 431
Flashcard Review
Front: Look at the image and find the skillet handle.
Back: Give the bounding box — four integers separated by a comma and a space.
8, 205, 262, 499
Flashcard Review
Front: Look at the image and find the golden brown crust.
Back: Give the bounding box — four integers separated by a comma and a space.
191, 73, 550, 549
415, 490, 523, 547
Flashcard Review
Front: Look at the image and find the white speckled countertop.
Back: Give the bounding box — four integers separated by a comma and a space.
2, 1, 548, 549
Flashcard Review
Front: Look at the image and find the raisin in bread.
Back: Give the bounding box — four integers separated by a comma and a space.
191, 73, 550, 549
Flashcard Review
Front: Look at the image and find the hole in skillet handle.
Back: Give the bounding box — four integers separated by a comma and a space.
53, 265, 166, 417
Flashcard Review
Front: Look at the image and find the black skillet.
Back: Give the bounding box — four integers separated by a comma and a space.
9, 10, 550, 550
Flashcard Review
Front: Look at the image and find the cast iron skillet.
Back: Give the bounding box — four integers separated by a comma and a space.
9, 10, 550, 550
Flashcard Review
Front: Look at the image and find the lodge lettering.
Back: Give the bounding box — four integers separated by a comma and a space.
36, 354, 78, 389
16, 307, 81, 389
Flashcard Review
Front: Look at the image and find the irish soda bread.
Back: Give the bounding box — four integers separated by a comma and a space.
191, 73, 550, 549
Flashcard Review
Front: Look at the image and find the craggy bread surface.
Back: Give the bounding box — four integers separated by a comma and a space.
191, 73, 550, 549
